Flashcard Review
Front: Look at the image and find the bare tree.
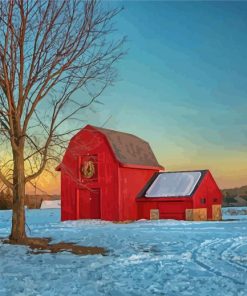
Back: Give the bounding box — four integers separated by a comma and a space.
0, 0, 125, 243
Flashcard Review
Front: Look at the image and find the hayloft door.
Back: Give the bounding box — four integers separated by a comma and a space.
90, 188, 101, 219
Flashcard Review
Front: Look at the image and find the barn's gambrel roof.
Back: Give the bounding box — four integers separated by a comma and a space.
89, 125, 163, 169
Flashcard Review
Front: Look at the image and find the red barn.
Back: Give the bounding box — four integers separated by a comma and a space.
137, 170, 222, 221
56, 125, 164, 221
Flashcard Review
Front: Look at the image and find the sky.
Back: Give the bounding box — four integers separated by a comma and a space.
34, 1, 247, 194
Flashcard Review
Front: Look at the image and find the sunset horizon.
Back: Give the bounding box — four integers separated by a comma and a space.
23, 1, 247, 195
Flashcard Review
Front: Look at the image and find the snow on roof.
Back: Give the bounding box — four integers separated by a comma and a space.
145, 171, 202, 197
40, 200, 61, 209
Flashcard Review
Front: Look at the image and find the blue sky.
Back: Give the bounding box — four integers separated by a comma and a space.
85, 1, 247, 188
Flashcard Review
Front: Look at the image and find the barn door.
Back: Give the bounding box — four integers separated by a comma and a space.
78, 189, 90, 219
90, 188, 101, 219
77, 188, 101, 219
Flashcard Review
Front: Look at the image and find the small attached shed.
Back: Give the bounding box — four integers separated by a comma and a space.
137, 170, 222, 221
57, 125, 163, 221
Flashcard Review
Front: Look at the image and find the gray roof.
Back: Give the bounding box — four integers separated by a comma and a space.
91, 126, 162, 168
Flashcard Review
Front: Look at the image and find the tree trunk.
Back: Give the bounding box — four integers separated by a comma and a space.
9, 149, 27, 242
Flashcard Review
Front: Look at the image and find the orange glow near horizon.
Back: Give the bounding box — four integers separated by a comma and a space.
25, 151, 247, 195
26, 171, 61, 195
158, 148, 247, 190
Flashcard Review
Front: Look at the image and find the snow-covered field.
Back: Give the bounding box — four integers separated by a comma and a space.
1, 209, 247, 296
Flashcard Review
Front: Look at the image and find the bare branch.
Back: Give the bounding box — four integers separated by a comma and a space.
0, 0, 125, 240
0, 168, 13, 189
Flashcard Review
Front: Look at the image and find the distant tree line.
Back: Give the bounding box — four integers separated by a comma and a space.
0, 190, 59, 210
0, 189, 13, 209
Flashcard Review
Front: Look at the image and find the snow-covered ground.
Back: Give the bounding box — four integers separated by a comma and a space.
222, 206, 247, 221
0, 209, 247, 296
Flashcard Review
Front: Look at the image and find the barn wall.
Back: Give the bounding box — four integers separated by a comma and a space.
137, 198, 193, 220
206, 171, 223, 204
60, 127, 119, 221
100, 148, 119, 221
61, 173, 77, 221
192, 171, 222, 220
118, 168, 158, 220
192, 175, 209, 209
60, 130, 81, 221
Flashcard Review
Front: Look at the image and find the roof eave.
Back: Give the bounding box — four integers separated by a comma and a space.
119, 163, 164, 170
137, 196, 193, 201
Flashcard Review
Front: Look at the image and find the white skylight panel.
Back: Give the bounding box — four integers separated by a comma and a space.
145, 172, 201, 197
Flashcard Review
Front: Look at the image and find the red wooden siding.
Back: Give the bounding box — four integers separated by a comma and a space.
119, 167, 158, 220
